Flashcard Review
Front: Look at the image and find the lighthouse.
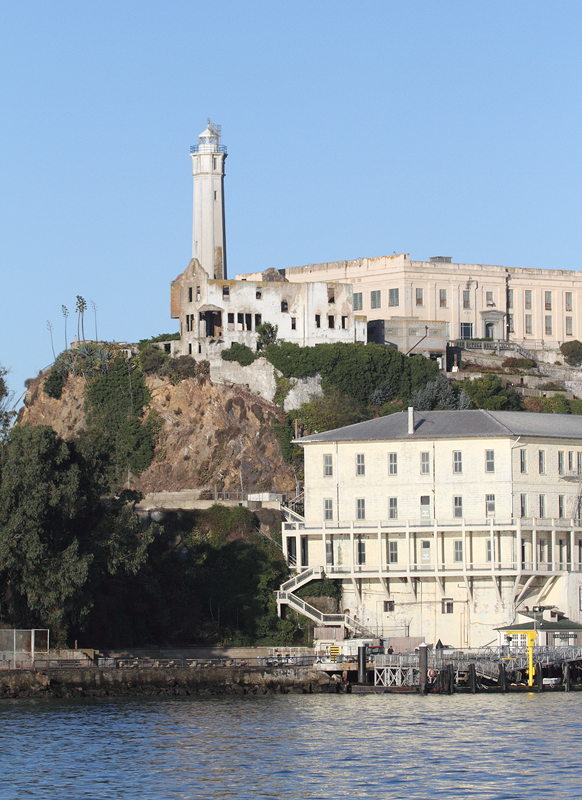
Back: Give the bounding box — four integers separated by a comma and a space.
190, 119, 227, 279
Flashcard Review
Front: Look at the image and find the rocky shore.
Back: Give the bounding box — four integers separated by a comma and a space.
0, 667, 350, 699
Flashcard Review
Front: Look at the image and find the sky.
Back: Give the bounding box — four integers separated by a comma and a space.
1, 0, 582, 401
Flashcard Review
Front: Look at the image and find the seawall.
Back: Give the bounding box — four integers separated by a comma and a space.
0, 667, 348, 699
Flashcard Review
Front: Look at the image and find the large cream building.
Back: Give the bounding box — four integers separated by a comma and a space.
280, 409, 582, 648
241, 254, 581, 354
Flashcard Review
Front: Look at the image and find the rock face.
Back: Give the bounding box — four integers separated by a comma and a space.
19, 372, 296, 495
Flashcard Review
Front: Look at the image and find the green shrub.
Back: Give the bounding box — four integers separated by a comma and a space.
221, 343, 257, 367
43, 369, 66, 399
560, 341, 582, 367
138, 344, 169, 374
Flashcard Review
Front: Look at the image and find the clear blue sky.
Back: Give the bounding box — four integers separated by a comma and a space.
1, 0, 581, 401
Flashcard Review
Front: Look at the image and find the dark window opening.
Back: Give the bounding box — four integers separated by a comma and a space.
245, 313, 252, 331
341, 316, 347, 329
237, 313, 244, 331
281, 300, 288, 312
256, 290, 262, 299
188, 343, 192, 355
198, 343, 202, 354
384, 601, 395, 613
328, 315, 335, 329
328, 288, 335, 303
196, 286, 201, 300
222, 285, 229, 298
188, 287, 193, 302
255, 314, 262, 328
164, 343, 171, 353
291, 317, 296, 330
315, 314, 321, 328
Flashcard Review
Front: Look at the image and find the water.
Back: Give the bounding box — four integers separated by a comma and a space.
1, 693, 582, 799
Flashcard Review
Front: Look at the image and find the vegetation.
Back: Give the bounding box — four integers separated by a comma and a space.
560, 340, 582, 367
256, 322, 278, 351
502, 356, 537, 370
412, 374, 472, 411
0, 365, 15, 438
43, 369, 66, 399
138, 332, 181, 346
458, 374, 523, 411
137, 344, 208, 383
221, 342, 257, 366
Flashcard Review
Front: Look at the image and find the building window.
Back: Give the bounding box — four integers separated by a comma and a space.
416, 288, 424, 306
569, 451, 574, 472
384, 600, 395, 612
315, 314, 321, 328
566, 317, 573, 336
281, 300, 288, 312
520, 449, 527, 474
326, 539, 333, 565
256, 290, 262, 300
388, 497, 398, 519
486, 291, 494, 307
324, 499, 333, 521
356, 538, 366, 565
356, 454, 365, 476
453, 451, 462, 473
463, 290, 471, 309
525, 290, 532, 309
442, 599, 454, 614
485, 450, 495, 473
460, 323, 473, 339
388, 453, 398, 475
291, 317, 296, 330
222, 285, 229, 298
188, 343, 192, 355
454, 497, 463, 518
255, 314, 262, 328
371, 290, 381, 309
439, 289, 447, 308
323, 454, 333, 477
539, 538, 547, 562
388, 288, 399, 307
227, 312, 235, 327
539, 495, 546, 518
486, 540, 492, 563
454, 540, 463, 562
328, 288, 335, 304
525, 315, 533, 335
545, 316, 552, 335
566, 292, 573, 312
420, 495, 430, 519
341, 316, 347, 329
508, 314, 514, 333
507, 289, 513, 309
388, 541, 398, 563
545, 291, 552, 311
578, 452, 582, 476
420, 452, 430, 474
520, 494, 527, 518
539, 450, 545, 474
558, 451, 565, 476
328, 315, 335, 329
486, 494, 495, 516
353, 292, 363, 311
356, 499, 366, 520
188, 287, 193, 302
559, 495, 565, 519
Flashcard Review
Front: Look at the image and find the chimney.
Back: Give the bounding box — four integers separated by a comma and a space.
408, 406, 415, 435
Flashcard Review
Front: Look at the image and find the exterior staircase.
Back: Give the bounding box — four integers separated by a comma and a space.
276, 567, 377, 639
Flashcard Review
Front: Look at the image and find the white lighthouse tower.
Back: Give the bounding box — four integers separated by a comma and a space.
190, 119, 227, 279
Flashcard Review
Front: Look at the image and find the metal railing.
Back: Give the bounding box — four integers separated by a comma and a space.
190, 144, 227, 153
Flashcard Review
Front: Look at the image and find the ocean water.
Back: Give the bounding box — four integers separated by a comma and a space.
0, 693, 581, 799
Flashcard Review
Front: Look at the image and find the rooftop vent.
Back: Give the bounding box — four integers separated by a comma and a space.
430, 256, 452, 263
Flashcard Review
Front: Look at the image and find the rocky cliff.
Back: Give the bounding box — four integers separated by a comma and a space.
19, 371, 296, 495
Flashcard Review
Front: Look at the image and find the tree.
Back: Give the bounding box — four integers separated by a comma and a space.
560, 340, 582, 367
256, 322, 278, 351
62, 305, 69, 350
459, 374, 523, 411
0, 425, 156, 645
411, 374, 472, 411
0, 365, 15, 439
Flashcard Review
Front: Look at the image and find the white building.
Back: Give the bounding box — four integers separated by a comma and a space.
171, 122, 367, 357
280, 409, 582, 648
240, 253, 582, 355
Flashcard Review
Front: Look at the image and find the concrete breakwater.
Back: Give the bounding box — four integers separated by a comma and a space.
0, 666, 348, 699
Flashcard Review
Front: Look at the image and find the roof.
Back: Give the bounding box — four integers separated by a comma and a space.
296, 409, 582, 444
496, 619, 582, 632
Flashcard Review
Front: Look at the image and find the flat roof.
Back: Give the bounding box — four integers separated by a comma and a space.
296, 410, 582, 444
